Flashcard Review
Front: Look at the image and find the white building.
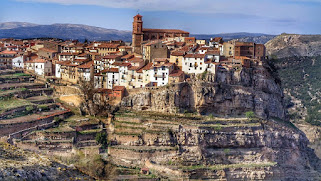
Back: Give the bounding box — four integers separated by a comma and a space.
102, 68, 120, 89
25, 61, 35, 72
34, 59, 52, 76
182, 54, 208, 74
111, 62, 132, 88
55, 62, 62, 78
149, 62, 174, 87
12, 55, 25, 69
77, 61, 93, 81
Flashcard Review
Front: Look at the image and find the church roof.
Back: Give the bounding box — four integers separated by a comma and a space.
143, 28, 189, 34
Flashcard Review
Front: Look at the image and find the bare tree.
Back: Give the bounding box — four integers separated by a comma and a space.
78, 78, 114, 117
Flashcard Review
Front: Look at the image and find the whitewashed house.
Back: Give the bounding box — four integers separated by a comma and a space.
182, 54, 208, 74
34, 59, 52, 76
149, 62, 174, 87
102, 68, 120, 89
77, 61, 93, 81
12, 55, 25, 69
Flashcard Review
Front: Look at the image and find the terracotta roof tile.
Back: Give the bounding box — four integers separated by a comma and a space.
113, 86, 125, 91
77, 61, 93, 69
169, 70, 184, 77
184, 54, 206, 59
143, 28, 189, 34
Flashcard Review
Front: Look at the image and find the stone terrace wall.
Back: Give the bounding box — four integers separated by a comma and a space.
2, 110, 71, 138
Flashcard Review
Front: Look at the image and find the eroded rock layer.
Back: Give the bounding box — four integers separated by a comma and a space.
121, 62, 285, 120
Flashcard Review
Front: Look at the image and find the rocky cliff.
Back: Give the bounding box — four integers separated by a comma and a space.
265, 34, 321, 58
0, 142, 91, 180
121, 61, 285, 120
108, 112, 321, 180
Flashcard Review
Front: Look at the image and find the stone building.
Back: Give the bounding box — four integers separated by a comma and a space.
142, 41, 168, 62
234, 42, 265, 60
132, 14, 189, 54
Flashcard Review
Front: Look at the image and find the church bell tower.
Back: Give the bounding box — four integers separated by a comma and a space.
132, 14, 143, 54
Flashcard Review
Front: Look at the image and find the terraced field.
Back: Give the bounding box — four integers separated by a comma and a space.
108, 111, 281, 180
0, 70, 71, 137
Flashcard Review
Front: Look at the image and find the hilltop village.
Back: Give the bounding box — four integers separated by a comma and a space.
0, 14, 265, 100
2, 14, 321, 180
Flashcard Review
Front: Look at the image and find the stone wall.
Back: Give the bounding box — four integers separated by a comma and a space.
53, 85, 81, 96
1, 110, 71, 138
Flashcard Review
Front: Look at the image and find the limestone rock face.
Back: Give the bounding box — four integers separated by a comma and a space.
109, 115, 321, 180
265, 34, 321, 58
121, 62, 285, 120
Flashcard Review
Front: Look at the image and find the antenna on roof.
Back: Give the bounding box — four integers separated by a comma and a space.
137, 9, 140, 15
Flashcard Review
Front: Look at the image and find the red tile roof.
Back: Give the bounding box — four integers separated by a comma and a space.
128, 57, 144, 63
112, 62, 131, 67
102, 68, 119, 73
142, 63, 153, 70
184, 54, 206, 59
121, 54, 134, 59
56, 61, 71, 65
39, 48, 57, 53
77, 61, 93, 69
59, 52, 79, 56
143, 28, 189, 34
171, 51, 186, 56
0, 50, 17, 55
113, 86, 125, 91
103, 54, 122, 59
97, 43, 119, 49
34, 59, 49, 63
154, 58, 169, 62
169, 70, 184, 77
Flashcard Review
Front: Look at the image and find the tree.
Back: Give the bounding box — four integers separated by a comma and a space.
78, 78, 112, 116
95, 132, 108, 148
245, 111, 255, 119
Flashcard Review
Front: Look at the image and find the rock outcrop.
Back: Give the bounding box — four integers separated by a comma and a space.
109, 113, 321, 180
265, 34, 321, 58
121, 61, 285, 120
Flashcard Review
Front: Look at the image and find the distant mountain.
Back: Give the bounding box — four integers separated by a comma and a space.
0, 22, 277, 43
192, 32, 276, 44
0, 22, 132, 42
265, 34, 321, 58
0, 22, 38, 29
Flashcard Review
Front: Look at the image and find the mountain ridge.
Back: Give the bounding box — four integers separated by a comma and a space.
0, 22, 275, 43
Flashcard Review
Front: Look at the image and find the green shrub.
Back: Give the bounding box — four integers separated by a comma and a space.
54, 117, 63, 122
245, 111, 255, 119
223, 148, 230, 154
38, 105, 49, 111
25, 105, 34, 112
95, 132, 108, 148
201, 71, 208, 79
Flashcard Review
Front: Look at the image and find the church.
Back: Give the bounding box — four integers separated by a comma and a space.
132, 14, 190, 54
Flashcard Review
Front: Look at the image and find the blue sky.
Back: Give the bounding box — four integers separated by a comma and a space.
0, 0, 320, 34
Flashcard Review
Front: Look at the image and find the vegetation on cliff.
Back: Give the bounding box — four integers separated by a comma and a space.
271, 56, 321, 126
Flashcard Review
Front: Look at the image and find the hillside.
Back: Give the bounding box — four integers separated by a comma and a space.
265, 34, 321, 58
0, 142, 91, 180
0, 22, 132, 41
193, 32, 275, 44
